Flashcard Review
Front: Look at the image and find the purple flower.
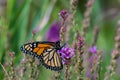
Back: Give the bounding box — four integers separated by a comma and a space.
89, 46, 98, 64
89, 46, 97, 54
77, 36, 84, 48
86, 67, 91, 78
58, 46, 74, 65
59, 10, 69, 21
46, 21, 61, 42
86, 45, 98, 79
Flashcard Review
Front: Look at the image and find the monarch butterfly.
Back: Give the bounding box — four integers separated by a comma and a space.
20, 41, 65, 71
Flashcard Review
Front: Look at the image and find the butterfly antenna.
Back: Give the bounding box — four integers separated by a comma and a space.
61, 43, 66, 48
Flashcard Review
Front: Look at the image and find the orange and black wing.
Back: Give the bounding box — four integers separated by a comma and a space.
20, 41, 63, 71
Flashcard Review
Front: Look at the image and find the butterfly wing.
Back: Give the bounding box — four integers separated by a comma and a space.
41, 48, 63, 71
20, 42, 54, 58
20, 41, 63, 71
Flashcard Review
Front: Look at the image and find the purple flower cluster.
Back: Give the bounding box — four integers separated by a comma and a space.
58, 45, 74, 65
77, 36, 84, 49
59, 10, 69, 21
87, 46, 98, 79
46, 10, 69, 42
46, 21, 61, 42
89, 46, 97, 54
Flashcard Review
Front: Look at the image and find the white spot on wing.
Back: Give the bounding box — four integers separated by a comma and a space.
47, 49, 53, 52
30, 44, 32, 47
34, 43, 36, 47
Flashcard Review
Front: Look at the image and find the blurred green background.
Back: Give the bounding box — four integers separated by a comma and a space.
0, 0, 120, 80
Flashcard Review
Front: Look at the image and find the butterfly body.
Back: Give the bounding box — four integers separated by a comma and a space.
20, 41, 63, 71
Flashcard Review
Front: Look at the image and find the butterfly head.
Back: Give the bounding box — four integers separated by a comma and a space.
55, 41, 66, 50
